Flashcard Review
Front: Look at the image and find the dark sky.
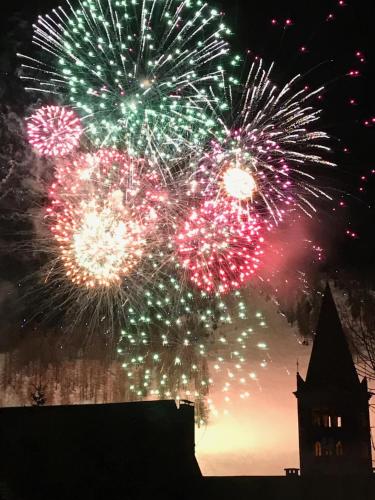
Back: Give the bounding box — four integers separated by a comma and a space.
1, 0, 374, 269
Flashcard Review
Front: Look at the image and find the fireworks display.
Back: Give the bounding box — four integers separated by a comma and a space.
196, 60, 335, 223
47, 149, 167, 287
19, 0, 238, 161
26, 105, 82, 157
14, 0, 365, 422
116, 277, 272, 423
176, 198, 265, 294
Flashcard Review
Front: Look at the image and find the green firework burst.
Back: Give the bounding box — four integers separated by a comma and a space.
20, 0, 240, 162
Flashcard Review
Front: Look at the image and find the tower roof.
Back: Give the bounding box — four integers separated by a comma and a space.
305, 284, 360, 391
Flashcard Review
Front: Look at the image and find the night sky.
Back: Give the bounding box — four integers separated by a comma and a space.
1, 0, 374, 274
0, 0, 374, 474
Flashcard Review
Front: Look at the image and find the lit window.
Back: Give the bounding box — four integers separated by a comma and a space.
337, 416, 342, 428
314, 442, 322, 457
330, 416, 338, 427
336, 441, 343, 456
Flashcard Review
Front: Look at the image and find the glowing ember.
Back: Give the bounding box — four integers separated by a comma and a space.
223, 165, 257, 201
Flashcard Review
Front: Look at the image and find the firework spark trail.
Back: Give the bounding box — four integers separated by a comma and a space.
117, 286, 272, 423
18, 0, 237, 163
195, 59, 335, 223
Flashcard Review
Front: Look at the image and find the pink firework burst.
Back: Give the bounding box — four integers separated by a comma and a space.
175, 198, 265, 294
47, 149, 167, 288
27, 105, 83, 157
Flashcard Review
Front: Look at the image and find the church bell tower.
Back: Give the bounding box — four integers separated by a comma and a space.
295, 284, 373, 476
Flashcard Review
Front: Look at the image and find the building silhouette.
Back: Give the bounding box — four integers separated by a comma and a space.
0, 400, 201, 499
0, 285, 373, 499
295, 284, 373, 476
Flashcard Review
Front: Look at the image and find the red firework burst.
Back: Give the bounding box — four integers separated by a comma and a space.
27, 105, 83, 157
175, 198, 265, 294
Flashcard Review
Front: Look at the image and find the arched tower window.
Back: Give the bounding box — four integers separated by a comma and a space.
336, 441, 343, 456
322, 414, 330, 427
322, 438, 334, 456
314, 442, 322, 457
